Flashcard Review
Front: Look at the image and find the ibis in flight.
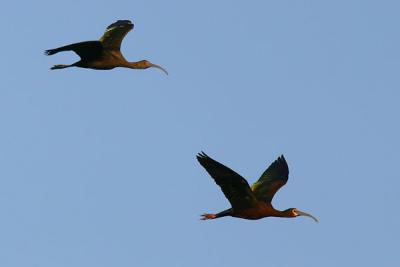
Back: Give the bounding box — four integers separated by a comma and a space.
45, 20, 168, 74
197, 152, 318, 222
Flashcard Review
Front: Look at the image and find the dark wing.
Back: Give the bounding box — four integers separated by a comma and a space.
99, 20, 134, 50
197, 152, 258, 210
251, 155, 289, 203
45, 41, 103, 60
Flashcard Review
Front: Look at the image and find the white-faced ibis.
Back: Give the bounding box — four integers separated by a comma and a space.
45, 20, 168, 74
197, 152, 318, 222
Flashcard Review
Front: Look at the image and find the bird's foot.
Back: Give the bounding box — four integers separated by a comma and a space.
50, 64, 70, 70
200, 213, 217, 220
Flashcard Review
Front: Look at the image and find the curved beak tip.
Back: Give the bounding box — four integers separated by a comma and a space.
304, 215, 319, 223
297, 210, 319, 223
150, 63, 168, 75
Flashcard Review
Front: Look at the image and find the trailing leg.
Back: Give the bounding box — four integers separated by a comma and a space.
50, 64, 73, 70
200, 209, 232, 220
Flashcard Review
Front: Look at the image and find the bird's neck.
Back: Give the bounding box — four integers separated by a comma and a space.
124, 60, 149, 69
274, 208, 295, 218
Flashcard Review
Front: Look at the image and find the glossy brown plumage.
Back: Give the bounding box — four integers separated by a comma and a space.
197, 152, 318, 222
45, 20, 168, 74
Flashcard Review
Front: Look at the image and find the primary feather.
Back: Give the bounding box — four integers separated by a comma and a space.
251, 155, 289, 203
99, 20, 133, 50
196, 152, 258, 210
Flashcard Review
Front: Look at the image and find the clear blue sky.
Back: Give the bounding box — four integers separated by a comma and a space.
1, 1, 399, 266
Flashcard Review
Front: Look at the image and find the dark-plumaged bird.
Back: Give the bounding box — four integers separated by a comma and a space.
197, 152, 318, 222
45, 20, 168, 74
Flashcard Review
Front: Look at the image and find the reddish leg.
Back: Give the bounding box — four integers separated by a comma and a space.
201, 213, 217, 220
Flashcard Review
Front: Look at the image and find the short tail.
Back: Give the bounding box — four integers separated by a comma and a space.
50, 64, 72, 70
200, 213, 217, 220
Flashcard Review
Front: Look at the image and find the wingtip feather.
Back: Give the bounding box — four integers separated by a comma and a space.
106, 20, 134, 30
278, 155, 289, 176
196, 151, 208, 159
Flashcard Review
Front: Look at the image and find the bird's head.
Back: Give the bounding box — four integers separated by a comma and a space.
286, 208, 318, 222
138, 60, 168, 75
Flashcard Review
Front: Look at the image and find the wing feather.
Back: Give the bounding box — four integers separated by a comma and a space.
197, 152, 258, 210
251, 155, 289, 203
99, 20, 133, 50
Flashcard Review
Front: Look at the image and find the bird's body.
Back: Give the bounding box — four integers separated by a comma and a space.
206, 204, 296, 220
234, 202, 284, 220
45, 20, 168, 74
197, 152, 318, 222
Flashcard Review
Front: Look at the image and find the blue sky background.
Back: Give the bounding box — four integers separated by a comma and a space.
1, 1, 399, 266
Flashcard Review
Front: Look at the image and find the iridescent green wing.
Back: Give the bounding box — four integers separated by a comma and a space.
251, 155, 289, 203
99, 20, 134, 50
197, 152, 258, 210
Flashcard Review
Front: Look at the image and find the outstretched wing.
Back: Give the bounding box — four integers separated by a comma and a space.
197, 152, 258, 210
45, 41, 103, 60
251, 155, 289, 203
99, 20, 134, 50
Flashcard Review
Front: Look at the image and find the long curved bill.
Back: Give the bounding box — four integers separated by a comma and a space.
297, 210, 319, 222
150, 63, 168, 75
